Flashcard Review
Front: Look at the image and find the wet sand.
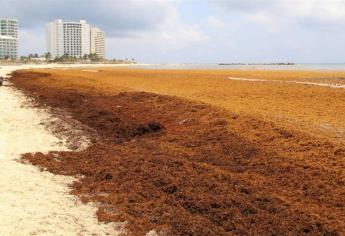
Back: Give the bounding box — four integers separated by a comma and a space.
9, 68, 345, 235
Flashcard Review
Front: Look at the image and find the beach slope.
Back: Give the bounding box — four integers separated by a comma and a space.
9, 68, 345, 235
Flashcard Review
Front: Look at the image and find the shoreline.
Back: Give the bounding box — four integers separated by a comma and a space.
4, 63, 345, 73
0, 63, 153, 70
0, 67, 122, 235
9, 68, 345, 235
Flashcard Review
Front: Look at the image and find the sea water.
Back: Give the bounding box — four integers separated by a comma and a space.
133, 63, 345, 71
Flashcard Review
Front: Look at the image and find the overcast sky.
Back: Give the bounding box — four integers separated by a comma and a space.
2, 0, 345, 63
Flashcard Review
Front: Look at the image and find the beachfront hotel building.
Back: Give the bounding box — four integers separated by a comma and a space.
0, 19, 18, 59
91, 27, 105, 59
46, 19, 105, 59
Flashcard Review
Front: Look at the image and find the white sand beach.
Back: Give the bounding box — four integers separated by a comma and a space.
0, 65, 122, 235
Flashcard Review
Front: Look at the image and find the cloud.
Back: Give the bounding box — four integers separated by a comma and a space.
4, 0, 345, 62
18, 28, 46, 55
207, 16, 225, 29
212, 0, 279, 13
0, 0, 177, 36
106, 6, 207, 60
3, 0, 207, 61
212, 0, 345, 31
244, 12, 282, 33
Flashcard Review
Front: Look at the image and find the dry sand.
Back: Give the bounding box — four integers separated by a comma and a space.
0, 66, 123, 235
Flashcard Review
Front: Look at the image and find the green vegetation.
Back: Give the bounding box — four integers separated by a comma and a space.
0, 52, 136, 65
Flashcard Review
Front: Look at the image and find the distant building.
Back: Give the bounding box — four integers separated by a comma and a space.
46, 19, 90, 58
46, 19, 105, 59
0, 19, 18, 59
91, 27, 105, 59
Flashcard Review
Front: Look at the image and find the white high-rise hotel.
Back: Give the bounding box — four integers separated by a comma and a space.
46, 19, 105, 59
91, 27, 105, 59
0, 19, 18, 59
